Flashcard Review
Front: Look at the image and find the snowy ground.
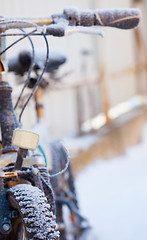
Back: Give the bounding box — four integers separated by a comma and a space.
75, 123, 147, 240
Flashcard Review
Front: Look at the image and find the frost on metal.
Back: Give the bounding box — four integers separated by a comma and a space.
7, 184, 59, 240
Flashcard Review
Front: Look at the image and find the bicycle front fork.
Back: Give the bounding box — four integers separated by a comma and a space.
0, 81, 20, 153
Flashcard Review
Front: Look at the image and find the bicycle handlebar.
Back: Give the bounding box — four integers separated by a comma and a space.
0, 7, 141, 38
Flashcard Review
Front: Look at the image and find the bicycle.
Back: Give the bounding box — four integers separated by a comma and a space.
0, 7, 140, 240
8, 46, 87, 239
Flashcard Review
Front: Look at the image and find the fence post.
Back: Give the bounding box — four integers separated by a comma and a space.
99, 64, 111, 124
133, 0, 147, 96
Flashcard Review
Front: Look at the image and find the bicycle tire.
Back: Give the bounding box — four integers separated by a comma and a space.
62, 160, 79, 209
49, 140, 78, 208
49, 140, 79, 240
7, 184, 59, 240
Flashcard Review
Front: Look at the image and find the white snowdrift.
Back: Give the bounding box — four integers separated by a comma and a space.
76, 123, 147, 240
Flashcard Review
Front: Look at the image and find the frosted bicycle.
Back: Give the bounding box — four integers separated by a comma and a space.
7, 45, 88, 240
0, 7, 140, 240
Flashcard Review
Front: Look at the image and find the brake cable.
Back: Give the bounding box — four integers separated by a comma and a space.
19, 31, 49, 122
0, 29, 37, 57
14, 29, 35, 110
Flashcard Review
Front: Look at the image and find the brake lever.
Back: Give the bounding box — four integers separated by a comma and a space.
46, 23, 104, 37
64, 26, 104, 37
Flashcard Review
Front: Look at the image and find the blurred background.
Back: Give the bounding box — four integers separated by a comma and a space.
1, 0, 147, 239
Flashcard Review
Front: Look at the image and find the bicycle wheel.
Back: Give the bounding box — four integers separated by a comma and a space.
7, 184, 59, 240
49, 140, 78, 208
62, 160, 79, 209
49, 140, 79, 240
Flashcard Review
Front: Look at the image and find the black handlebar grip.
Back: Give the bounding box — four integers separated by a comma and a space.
93, 8, 141, 29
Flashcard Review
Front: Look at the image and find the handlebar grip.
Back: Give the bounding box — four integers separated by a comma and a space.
64, 8, 141, 30
93, 8, 141, 29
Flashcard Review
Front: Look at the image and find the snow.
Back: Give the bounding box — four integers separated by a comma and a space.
75, 123, 147, 240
